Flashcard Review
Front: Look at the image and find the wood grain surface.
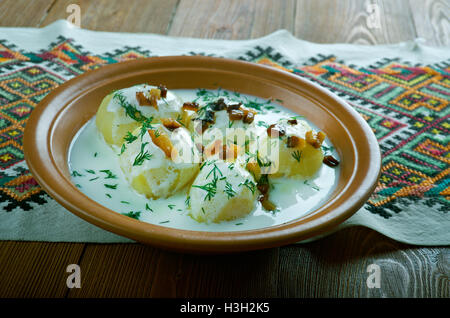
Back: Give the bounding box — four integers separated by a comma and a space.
0, 0, 448, 298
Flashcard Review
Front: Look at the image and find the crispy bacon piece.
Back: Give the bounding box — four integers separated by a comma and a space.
226, 103, 242, 112
287, 119, 298, 125
246, 161, 261, 180
212, 98, 227, 111
157, 84, 167, 98
286, 135, 306, 148
241, 107, 257, 124
306, 130, 326, 148
136, 91, 153, 106
148, 129, 176, 159
149, 88, 161, 109
161, 118, 182, 131
228, 109, 244, 121
182, 102, 199, 111
323, 155, 339, 167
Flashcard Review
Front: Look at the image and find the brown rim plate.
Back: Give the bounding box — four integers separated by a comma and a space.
24, 56, 381, 253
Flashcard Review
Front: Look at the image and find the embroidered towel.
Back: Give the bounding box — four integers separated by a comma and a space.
0, 20, 448, 245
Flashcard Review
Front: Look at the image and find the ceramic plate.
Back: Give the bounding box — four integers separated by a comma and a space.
24, 56, 380, 253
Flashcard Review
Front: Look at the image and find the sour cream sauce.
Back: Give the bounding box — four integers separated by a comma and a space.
68, 89, 340, 232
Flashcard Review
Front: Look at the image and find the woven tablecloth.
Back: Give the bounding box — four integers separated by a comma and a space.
0, 20, 448, 245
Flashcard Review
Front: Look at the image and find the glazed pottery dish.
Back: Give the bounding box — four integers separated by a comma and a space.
24, 56, 381, 253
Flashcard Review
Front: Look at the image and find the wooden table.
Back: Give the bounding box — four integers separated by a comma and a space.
0, 0, 448, 298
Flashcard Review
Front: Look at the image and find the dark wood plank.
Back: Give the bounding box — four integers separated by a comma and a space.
169, 0, 296, 39
67, 244, 161, 297
0, 241, 85, 297
67, 245, 279, 297
294, 0, 417, 44
0, 0, 56, 27
278, 227, 449, 298
40, 0, 180, 34
409, 0, 450, 46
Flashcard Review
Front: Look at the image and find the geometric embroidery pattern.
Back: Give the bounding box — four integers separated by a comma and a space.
0, 38, 449, 220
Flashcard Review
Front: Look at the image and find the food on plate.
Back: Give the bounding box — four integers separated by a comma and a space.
254, 118, 325, 178
188, 159, 257, 223
118, 123, 200, 199
70, 85, 339, 225
96, 84, 183, 146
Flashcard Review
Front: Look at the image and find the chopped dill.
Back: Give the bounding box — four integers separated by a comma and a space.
89, 176, 99, 181
105, 193, 112, 198
291, 150, 302, 163
85, 169, 96, 174
224, 181, 236, 199
145, 203, 153, 212
104, 183, 118, 190
121, 200, 130, 204
122, 211, 141, 220
124, 131, 138, 144
99, 169, 117, 179
239, 179, 256, 194
159, 220, 170, 224
71, 170, 83, 177
168, 204, 175, 210
133, 142, 152, 166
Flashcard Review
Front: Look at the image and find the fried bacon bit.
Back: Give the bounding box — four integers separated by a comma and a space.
242, 107, 257, 124
305, 130, 324, 148
136, 91, 153, 106
267, 124, 286, 138
226, 103, 241, 112
228, 109, 244, 121
161, 118, 182, 131
246, 162, 261, 180
256, 176, 276, 211
149, 88, 161, 109
157, 84, 167, 98
259, 195, 277, 211
182, 102, 199, 111
148, 129, 176, 159
286, 135, 306, 148
212, 98, 227, 111
287, 119, 298, 125
323, 155, 339, 167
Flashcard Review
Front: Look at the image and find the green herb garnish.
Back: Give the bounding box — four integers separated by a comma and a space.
133, 142, 152, 166
71, 170, 83, 177
99, 169, 117, 179
122, 211, 141, 220
291, 150, 302, 163
104, 183, 118, 189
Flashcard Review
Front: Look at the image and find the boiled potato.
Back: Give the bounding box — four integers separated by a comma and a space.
119, 124, 200, 199
96, 84, 183, 147
188, 159, 257, 223
251, 118, 324, 178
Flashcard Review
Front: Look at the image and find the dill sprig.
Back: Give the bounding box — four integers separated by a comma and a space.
99, 169, 117, 179
124, 131, 138, 144
291, 150, 302, 163
239, 178, 256, 194
133, 142, 152, 166
113, 91, 148, 123
224, 181, 236, 199
122, 211, 141, 220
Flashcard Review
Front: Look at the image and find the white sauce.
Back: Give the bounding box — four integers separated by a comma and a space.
68, 89, 340, 232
